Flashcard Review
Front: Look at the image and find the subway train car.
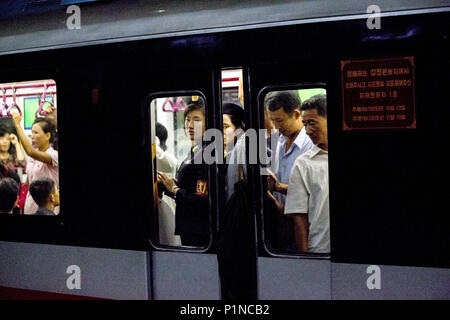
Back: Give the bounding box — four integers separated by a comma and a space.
0, 0, 449, 300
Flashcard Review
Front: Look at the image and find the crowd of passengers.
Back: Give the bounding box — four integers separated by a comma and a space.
0, 90, 329, 253
0, 105, 59, 216
156, 91, 329, 254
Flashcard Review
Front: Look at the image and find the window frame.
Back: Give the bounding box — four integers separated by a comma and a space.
146, 90, 214, 253
256, 82, 331, 260
0, 65, 65, 246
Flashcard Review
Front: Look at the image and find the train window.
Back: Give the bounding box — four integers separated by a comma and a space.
259, 86, 329, 256
149, 94, 211, 249
221, 67, 247, 223
0, 80, 59, 216
222, 69, 244, 106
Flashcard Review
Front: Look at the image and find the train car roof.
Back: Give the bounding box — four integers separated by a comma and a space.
0, 0, 449, 55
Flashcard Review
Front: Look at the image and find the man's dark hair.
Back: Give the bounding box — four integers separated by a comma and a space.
29, 177, 56, 207
0, 165, 21, 187
300, 94, 327, 117
265, 90, 302, 115
0, 178, 19, 213
155, 122, 168, 151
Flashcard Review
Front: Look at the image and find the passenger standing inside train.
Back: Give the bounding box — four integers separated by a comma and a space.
0, 128, 28, 214
223, 102, 245, 201
265, 91, 313, 253
11, 112, 59, 215
155, 122, 181, 246
29, 177, 59, 216
284, 94, 329, 253
157, 103, 210, 247
0, 128, 26, 170
0, 177, 20, 214
223, 102, 245, 154
225, 103, 276, 201
0, 165, 21, 214
155, 122, 178, 178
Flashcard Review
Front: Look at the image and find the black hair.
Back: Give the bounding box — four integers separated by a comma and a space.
0, 164, 21, 187
300, 94, 327, 117
265, 90, 302, 115
0, 128, 18, 160
185, 96, 205, 107
29, 177, 56, 207
155, 122, 168, 151
0, 177, 19, 213
223, 102, 245, 130
33, 117, 58, 150
183, 103, 205, 125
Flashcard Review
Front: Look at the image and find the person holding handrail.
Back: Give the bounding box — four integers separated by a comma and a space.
11, 112, 59, 215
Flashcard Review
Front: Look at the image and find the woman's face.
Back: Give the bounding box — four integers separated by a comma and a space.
0, 133, 11, 152
31, 123, 50, 148
184, 109, 205, 143
223, 114, 237, 148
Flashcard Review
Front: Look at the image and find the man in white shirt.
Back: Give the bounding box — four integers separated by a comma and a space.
284, 94, 330, 253
265, 91, 313, 252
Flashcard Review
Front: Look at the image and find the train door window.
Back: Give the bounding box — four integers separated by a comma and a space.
259, 86, 329, 256
0, 80, 58, 216
149, 94, 211, 249
220, 68, 248, 219
222, 69, 243, 106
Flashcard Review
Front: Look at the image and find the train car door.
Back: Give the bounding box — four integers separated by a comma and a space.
248, 62, 332, 300
144, 60, 223, 299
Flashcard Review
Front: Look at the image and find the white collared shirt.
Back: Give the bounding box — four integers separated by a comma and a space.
284, 144, 330, 253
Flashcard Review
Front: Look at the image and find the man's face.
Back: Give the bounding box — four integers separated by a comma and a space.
268, 107, 301, 137
302, 109, 327, 148
51, 186, 60, 207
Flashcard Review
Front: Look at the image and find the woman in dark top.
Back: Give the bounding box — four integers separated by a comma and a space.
157, 103, 210, 247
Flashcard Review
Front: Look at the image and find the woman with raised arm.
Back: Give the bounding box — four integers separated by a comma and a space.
11, 112, 59, 215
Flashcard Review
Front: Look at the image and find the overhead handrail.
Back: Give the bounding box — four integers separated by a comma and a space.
174, 97, 186, 112
0, 87, 8, 117
162, 97, 187, 112
6, 86, 22, 116
0, 82, 56, 90
35, 83, 53, 118
2, 91, 57, 98
0, 82, 56, 118
162, 98, 175, 112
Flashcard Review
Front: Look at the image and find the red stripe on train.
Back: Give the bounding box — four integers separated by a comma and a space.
0, 286, 106, 300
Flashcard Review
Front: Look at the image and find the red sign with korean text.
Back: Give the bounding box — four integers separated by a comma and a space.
341, 57, 416, 130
